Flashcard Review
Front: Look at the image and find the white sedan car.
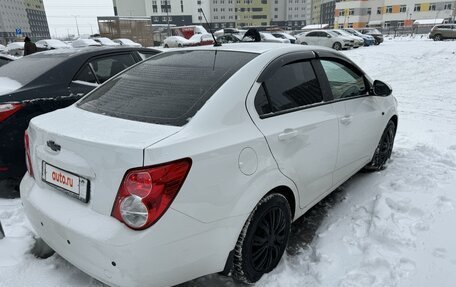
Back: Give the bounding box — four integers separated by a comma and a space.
163, 35, 192, 48
36, 39, 71, 50
297, 30, 354, 50
113, 38, 142, 47
21, 43, 397, 287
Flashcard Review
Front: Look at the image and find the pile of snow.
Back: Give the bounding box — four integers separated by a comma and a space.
1, 37, 456, 287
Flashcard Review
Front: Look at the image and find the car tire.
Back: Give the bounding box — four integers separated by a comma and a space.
178, 43, 182, 47
364, 120, 396, 171
164, 44, 169, 48
433, 34, 442, 41
300, 41, 308, 45
332, 42, 342, 50
232, 193, 291, 284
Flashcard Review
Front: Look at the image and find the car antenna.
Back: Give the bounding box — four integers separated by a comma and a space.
198, 8, 221, 47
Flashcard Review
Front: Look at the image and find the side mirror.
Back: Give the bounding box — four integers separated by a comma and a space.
373, 80, 392, 96
327, 34, 332, 38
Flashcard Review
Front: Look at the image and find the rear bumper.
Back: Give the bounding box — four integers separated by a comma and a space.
20, 174, 246, 287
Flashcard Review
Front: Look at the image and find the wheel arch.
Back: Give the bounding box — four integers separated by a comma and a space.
265, 185, 296, 219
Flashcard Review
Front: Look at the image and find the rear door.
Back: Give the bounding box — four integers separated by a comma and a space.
304, 31, 321, 45
247, 52, 339, 208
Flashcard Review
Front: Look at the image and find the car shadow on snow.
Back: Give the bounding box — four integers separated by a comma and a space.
177, 186, 350, 287
0, 179, 21, 199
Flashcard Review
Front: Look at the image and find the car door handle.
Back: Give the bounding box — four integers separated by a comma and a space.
340, 115, 353, 125
278, 129, 298, 141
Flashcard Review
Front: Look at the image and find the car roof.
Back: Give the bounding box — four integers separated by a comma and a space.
29, 46, 159, 58
180, 42, 315, 54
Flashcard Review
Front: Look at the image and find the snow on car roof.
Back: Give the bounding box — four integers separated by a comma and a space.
181, 42, 317, 54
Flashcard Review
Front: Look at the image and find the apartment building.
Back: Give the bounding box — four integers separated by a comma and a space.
335, 0, 455, 29
0, 0, 49, 44
113, 0, 315, 29
321, 0, 336, 27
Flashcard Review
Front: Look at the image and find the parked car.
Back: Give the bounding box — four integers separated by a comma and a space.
0, 54, 16, 67
113, 38, 142, 47
163, 36, 192, 48
429, 24, 456, 41
343, 28, 375, 46
356, 28, 384, 45
92, 37, 120, 47
21, 43, 397, 287
272, 32, 297, 43
6, 42, 25, 56
72, 39, 102, 48
0, 47, 160, 181
36, 39, 71, 50
188, 33, 215, 46
297, 30, 354, 50
260, 32, 291, 43
216, 34, 242, 44
332, 29, 364, 48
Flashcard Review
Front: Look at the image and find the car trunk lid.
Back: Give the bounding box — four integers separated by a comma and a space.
28, 105, 181, 215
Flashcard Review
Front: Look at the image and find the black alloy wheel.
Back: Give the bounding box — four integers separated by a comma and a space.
232, 194, 291, 284
365, 120, 396, 171
434, 34, 442, 41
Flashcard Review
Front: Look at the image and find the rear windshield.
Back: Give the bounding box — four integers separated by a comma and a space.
0, 53, 64, 85
78, 50, 257, 126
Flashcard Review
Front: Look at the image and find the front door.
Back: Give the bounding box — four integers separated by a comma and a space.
319, 58, 384, 184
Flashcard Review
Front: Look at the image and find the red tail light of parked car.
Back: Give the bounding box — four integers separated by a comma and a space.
112, 158, 192, 230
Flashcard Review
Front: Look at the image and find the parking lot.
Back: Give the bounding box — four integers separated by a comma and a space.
1, 37, 456, 286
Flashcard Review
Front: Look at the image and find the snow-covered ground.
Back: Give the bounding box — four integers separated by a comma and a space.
1, 37, 456, 287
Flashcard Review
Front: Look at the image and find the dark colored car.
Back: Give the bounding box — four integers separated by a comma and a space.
357, 28, 384, 45
0, 47, 160, 181
0, 54, 15, 67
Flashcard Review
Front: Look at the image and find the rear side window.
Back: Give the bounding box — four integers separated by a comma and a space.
259, 61, 322, 114
74, 65, 97, 83
90, 54, 136, 83
78, 50, 257, 126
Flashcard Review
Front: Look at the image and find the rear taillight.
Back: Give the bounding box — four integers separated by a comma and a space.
0, 103, 23, 123
24, 130, 34, 178
112, 158, 192, 230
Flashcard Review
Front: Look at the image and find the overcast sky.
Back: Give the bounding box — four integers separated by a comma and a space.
43, 0, 114, 38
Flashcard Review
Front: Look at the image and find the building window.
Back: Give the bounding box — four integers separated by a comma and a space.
349, 8, 354, 15
377, 7, 382, 14
384, 21, 390, 28
397, 21, 404, 27
414, 4, 421, 11
367, 8, 371, 15
339, 10, 344, 16
400, 5, 406, 12
444, 3, 452, 9
429, 3, 436, 10
386, 6, 392, 13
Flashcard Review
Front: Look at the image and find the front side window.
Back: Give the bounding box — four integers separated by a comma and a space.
258, 61, 322, 114
320, 60, 367, 100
